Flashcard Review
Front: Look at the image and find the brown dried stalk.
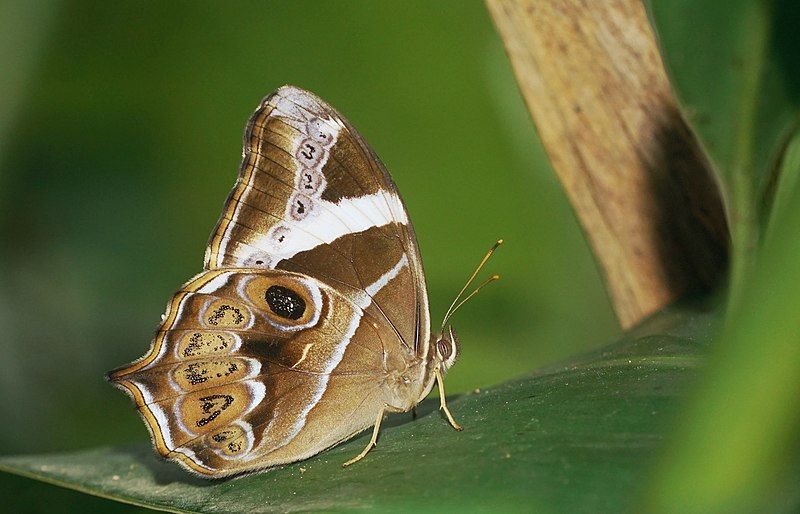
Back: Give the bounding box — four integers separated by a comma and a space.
486, 0, 728, 328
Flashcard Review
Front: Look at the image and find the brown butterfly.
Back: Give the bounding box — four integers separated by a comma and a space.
108, 86, 500, 477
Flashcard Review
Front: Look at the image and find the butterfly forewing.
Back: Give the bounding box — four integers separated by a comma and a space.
203, 86, 429, 352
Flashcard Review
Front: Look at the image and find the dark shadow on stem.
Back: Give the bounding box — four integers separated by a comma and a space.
640, 103, 729, 299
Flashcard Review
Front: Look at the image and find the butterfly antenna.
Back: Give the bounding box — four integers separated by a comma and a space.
441, 239, 503, 330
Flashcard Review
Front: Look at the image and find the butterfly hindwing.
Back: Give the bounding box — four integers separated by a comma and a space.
108, 268, 395, 476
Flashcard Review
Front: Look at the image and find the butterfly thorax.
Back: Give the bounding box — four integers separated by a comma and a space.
382, 363, 427, 411
381, 325, 460, 411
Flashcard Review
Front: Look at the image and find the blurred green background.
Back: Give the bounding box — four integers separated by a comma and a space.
0, 1, 618, 510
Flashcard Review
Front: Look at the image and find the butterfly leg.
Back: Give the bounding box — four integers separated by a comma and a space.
436, 368, 463, 431
342, 406, 387, 467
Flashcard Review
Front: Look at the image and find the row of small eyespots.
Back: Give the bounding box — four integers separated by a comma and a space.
242, 117, 340, 264
287, 118, 337, 222
289, 116, 335, 195
272, 117, 340, 238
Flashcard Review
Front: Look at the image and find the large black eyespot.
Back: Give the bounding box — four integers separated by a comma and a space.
265, 285, 306, 320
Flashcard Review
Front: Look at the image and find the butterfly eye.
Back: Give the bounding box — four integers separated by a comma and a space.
436, 326, 460, 370
437, 339, 452, 359
265, 285, 306, 320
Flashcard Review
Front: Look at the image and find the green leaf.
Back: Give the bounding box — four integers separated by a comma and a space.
645, 171, 800, 513
642, 6, 800, 510
766, 127, 800, 240
1, 302, 717, 513
646, 0, 800, 300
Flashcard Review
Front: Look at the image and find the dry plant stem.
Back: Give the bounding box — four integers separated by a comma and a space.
486, 0, 728, 328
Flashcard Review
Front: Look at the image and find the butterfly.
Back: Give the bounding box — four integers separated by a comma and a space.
108, 86, 500, 477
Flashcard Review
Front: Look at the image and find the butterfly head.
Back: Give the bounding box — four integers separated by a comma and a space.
433, 325, 460, 372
